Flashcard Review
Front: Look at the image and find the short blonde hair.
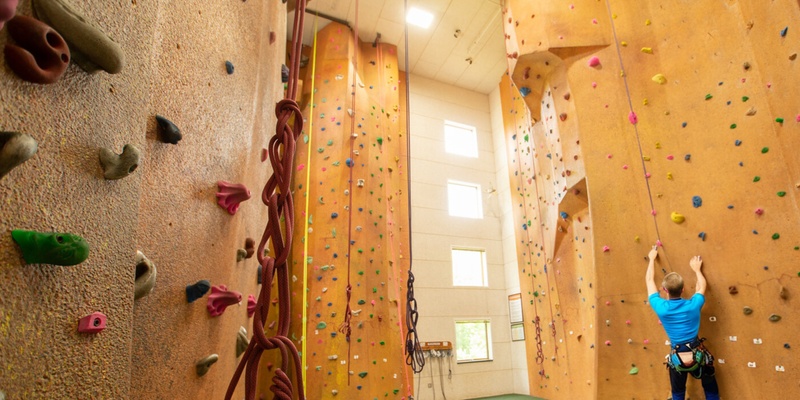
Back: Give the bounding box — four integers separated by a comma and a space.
662, 272, 684, 297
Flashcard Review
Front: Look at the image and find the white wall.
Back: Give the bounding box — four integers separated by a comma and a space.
409, 74, 528, 399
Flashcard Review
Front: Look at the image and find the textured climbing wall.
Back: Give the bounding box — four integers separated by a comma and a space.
254, 21, 413, 399
0, 0, 285, 399
499, 0, 800, 398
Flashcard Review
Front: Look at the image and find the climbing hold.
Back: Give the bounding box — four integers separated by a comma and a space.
784, 343, 791, 349
670, 212, 685, 224
730, 123, 737, 129
236, 326, 249, 357
781, 26, 788, 37
604, 340, 611, 346
641, 47, 653, 54
195, 354, 218, 376
779, 286, 788, 300
247, 294, 256, 317
0, 131, 38, 180
206, 285, 242, 317
0, 0, 18, 29
753, 176, 760, 182
331, 212, 338, 219
559, 113, 568, 121
4, 15, 70, 84
692, 196, 702, 208
602, 245, 610, 252
755, 208, 764, 215
761, 147, 769, 153
77, 311, 106, 333
519, 87, 531, 97
705, 94, 713, 100
563, 92, 571, 100
735, 140, 742, 146
244, 238, 255, 259
225, 60, 234, 74
684, 154, 691, 161
154, 115, 182, 144
772, 233, 780, 240
32, 0, 125, 73
236, 249, 247, 262
776, 117, 784, 124
769, 314, 781, 322
99, 144, 140, 180
588, 56, 600, 67
281, 64, 289, 82
346, 158, 353, 167
728, 286, 738, 295
11, 229, 89, 266
629, 365, 639, 375
316, 322, 327, 329
215, 181, 251, 215
651, 74, 667, 84
560, 211, 569, 220
358, 371, 368, 378
186, 280, 211, 303
134, 250, 156, 300
777, 191, 786, 197
698, 232, 706, 241
743, 306, 753, 315
628, 111, 638, 125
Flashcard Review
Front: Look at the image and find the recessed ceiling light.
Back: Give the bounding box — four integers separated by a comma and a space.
407, 7, 434, 29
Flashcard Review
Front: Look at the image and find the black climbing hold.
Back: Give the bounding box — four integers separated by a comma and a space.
155, 115, 182, 144
225, 60, 234, 75
186, 280, 211, 303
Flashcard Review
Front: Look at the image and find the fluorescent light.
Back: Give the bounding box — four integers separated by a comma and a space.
407, 7, 434, 29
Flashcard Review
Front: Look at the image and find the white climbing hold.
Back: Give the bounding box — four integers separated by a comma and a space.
753, 338, 762, 344
748, 362, 757, 368
776, 365, 785, 372
718, 359, 725, 364
709, 316, 717, 322
729, 336, 737, 342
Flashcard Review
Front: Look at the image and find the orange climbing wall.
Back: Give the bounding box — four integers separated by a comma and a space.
1, 0, 286, 399
500, 0, 800, 398
255, 22, 413, 399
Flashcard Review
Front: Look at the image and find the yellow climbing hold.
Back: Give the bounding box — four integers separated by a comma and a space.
621, 41, 628, 47
643, 156, 651, 161
671, 212, 685, 223
643, 99, 649, 105
667, 172, 673, 180
634, 236, 640, 242
655, 142, 661, 149
652, 73, 667, 84
641, 47, 653, 54
620, 70, 626, 77
645, 19, 651, 25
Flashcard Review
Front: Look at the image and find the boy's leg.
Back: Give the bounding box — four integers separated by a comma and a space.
669, 368, 688, 400
700, 366, 719, 400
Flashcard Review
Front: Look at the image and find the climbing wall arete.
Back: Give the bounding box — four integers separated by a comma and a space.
500, 0, 800, 398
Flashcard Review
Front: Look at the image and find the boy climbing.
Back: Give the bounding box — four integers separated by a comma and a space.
645, 246, 720, 400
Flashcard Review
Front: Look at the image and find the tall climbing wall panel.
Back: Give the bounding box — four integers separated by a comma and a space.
1, 0, 286, 399
255, 21, 413, 399
501, 0, 800, 398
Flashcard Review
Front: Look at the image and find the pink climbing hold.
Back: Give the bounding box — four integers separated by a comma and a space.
755, 208, 764, 215
297, 163, 305, 171
626, 320, 631, 325
643, 339, 650, 344
592, 82, 598, 88
247, 294, 256, 317
651, 209, 657, 216
666, 155, 674, 160
592, 18, 598, 24
628, 111, 638, 125
622, 164, 628, 169
78, 312, 107, 333
207, 284, 242, 317
216, 181, 251, 215
607, 154, 613, 159
605, 301, 611, 306
645, 172, 651, 178
588, 56, 600, 67
656, 240, 663, 247
602, 245, 610, 252
605, 340, 612, 346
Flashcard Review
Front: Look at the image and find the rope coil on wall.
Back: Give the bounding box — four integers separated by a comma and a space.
225, 1, 308, 399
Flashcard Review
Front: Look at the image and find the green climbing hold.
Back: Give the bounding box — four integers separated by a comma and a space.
753, 176, 761, 182
358, 299, 366, 305
778, 191, 786, 197
742, 96, 749, 102
303, 134, 309, 143
761, 147, 769, 153
730, 123, 737, 129
629, 365, 639, 375
776, 117, 785, 123
358, 372, 368, 378
11, 230, 90, 266
533, 291, 539, 297
393, 389, 400, 395
317, 322, 327, 329
317, 147, 324, 153
772, 233, 780, 240
372, 287, 377, 293
377, 137, 383, 145
358, 270, 364, 275
705, 94, 713, 100
327, 139, 333, 146
379, 341, 385, 345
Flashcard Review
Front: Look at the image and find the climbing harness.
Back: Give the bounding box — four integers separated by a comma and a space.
225, 1, 307, 399
403, 0, 424, 375
665, 338, 715, 378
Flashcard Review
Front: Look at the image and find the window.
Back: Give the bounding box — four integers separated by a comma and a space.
444, 121, 478, 158
455, 320, 492, 362
451, 248, 487, 286
447, 181, 482, 218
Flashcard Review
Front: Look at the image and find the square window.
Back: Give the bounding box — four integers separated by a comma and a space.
451, 248, 487, 286
444, 121, 478, 158
455, 320, 492, 362
447, 181, 482, 218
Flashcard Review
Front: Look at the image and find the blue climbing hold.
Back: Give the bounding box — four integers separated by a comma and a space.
519, 87, 531, 97
684, 154, 691, 161
560, 211, 569, 219
225, 60, 234, 75
681, 122, 687, 128
698, 232, 706, 241
735, 140, 742, 146
692, 196, 702, 208
346, 158, 353, 167
781, 26, 789, 37
331, 212, 338, 219
522, 224, 528, 230
727, 205, 734, 209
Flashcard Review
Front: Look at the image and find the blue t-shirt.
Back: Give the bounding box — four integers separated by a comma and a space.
648, 292, 705, 345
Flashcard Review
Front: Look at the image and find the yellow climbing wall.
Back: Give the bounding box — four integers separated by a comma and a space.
500, 0, 800, 398
255, 22, 413, 399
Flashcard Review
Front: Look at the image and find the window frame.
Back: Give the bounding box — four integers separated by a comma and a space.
444, 120, 479, 158
450, 247, 488, 287
454, 319, 493, 363
446, 180, 483, 219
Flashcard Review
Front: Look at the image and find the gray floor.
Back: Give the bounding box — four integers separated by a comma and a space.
467, 394, 546, 400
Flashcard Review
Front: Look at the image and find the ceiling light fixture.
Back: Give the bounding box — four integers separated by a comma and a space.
406, 7, 434, 29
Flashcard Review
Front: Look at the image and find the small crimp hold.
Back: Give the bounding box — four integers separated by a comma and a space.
78, 311, 106, 333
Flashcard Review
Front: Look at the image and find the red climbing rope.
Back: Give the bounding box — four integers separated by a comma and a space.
225, 2, 307, 399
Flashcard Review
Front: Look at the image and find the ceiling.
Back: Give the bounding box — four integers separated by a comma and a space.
288, 0, 508, 94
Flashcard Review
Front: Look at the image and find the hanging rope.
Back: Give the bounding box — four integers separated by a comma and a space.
225, 2, 307, 399
603, 0, 672, 271
338, 0, 359, 387
402, 0, 424, 376
300, 11, 320, 396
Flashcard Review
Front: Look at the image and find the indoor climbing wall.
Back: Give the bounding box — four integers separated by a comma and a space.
254, 21, 413, 399
501, 0, 800, 398
1, 0, 286, 399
